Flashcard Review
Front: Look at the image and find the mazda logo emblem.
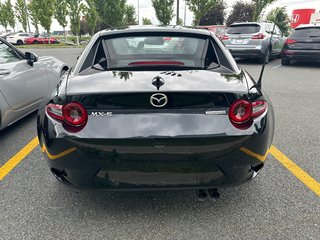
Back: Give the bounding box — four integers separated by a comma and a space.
150, 93, 168, 108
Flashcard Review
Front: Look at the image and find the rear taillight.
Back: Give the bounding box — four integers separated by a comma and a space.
229, 100, 267, 129
251, 33, 265, 40
222, 35, 229, 40
285, 39, 297, 45
46, 102, 88, 132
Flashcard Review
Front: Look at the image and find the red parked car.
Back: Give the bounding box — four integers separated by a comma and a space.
24, 35, 59, 44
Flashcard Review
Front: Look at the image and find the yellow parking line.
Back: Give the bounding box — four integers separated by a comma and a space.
0, 137, 39, 181
1, 136, 319, 198
269, 145, 320, 197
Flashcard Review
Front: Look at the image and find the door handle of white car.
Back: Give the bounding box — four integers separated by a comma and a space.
0, 69, 11, 75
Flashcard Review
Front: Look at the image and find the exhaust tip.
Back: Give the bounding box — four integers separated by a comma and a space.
208, 189, 220, 200
197, 189, 208, 201
51, 168, 69, 183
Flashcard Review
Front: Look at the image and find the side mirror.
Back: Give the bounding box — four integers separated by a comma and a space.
25, 52, 38, 66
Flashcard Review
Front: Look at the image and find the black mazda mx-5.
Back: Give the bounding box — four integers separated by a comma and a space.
37, 26, 274, 194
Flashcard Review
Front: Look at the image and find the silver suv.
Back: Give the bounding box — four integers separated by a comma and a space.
223, 22, 285, 64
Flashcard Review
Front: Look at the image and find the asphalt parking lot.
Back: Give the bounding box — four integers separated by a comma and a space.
0, 48, 319, 240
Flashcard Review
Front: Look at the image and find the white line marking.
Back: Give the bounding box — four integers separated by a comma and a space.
272, 64, 282, 69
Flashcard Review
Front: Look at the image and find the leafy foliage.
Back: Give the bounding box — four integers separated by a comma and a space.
94, 0, 126, 28
266, 7, 290, 36
142, 17, 152, 25
67, 0, 82, 36
199, 1, 226, 25
151, 0, 174, 25
15, 0, 28, 32
0, 2, 9, 31
80, 19, 89, 36
177, 18, 183, 25
186, 0, 221, 25
54, 0, 68, 31
28, 0, 54, 34
124, 4, 137, 25
0, 0, 15, 31
226, 1, 255, 26
27, 0, 40, 34
82, 0, 98, 35
252, 0, 277, 21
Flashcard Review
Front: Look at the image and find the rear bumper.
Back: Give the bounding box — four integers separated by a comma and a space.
282, 49, 320, 61
38, 103, 274, 190
227, 48, 265, 59
39, 135, 270, 190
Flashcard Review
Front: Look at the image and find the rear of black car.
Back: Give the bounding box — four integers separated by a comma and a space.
37, 28, 274, 190
282, 25, 320, 65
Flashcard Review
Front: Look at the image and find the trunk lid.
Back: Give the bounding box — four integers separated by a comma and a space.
66, 70, 248, 110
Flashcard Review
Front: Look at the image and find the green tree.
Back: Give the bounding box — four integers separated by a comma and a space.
124, 4, 137, 25
27, 0, 40, 34
67, 0, 82, 37
5, 0, 15, 31
252, 0, 277, 21
29, 0, 54, 34
54, 0, 68, 34
0, 2, 9, 31
177, 18, 183, 25
186, 0, 221, 25
142, 17, 152, 25
82, 0, 98, 35
151, 0, 174, 25
226, 1, 254, 26
15, 0, 28, 32
266, 6, 290, 36
199, 1, 226, 25
94, 0, 126, 28
80, 19, 89, 36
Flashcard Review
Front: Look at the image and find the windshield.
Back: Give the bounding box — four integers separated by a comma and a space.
102, 36, 207, 69
292, 27, 320, 37
227, 24, 261, 34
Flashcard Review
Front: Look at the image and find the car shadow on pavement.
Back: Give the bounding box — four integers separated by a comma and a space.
48, 176, 264, 216
234, 58, 277, 65
286, 61, 320, 69
0, 111, 37, 144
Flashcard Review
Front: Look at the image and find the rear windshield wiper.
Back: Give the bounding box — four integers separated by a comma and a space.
309, 35, 320, 38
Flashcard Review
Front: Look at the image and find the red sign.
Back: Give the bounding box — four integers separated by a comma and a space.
291, 9, 316, 28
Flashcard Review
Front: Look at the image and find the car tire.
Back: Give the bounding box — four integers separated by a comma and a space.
17, 40, 23, 45
260, 48, 271, 64
281, 58, 291, 66
33, 40, 38, 44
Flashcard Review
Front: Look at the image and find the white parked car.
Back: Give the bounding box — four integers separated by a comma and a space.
7, 33, 33, 45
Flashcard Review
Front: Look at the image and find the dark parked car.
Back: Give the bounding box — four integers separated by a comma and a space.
281, 24, 320, 65
37, 26, 274, 194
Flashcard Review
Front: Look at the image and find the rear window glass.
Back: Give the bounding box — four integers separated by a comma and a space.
227, 25, 260, 34
103, 35, 208, 69
291, 28, 320, 37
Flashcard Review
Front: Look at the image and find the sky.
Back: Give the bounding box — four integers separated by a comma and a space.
1, 0, 320, 32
